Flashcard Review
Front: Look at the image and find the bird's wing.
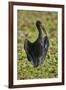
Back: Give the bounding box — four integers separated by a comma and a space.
24, 39, 33, 63
43, 36, 49, 59
38, 36, 49, 65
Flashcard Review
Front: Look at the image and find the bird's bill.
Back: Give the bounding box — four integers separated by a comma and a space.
41, 24, 47, 35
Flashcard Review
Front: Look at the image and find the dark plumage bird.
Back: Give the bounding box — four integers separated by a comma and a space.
24, 21, 49, 67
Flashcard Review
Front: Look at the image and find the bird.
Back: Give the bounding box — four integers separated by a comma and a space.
24, 20, 49, 67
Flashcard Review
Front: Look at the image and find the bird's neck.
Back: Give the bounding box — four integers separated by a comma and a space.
38, 29, 43, 39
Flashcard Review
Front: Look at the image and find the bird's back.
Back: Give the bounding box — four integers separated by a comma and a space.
32, 38, 44, 57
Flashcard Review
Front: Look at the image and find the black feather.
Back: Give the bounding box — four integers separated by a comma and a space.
24, 21, 49, 67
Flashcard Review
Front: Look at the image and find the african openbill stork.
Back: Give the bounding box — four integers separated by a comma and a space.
24, 20, 49, 67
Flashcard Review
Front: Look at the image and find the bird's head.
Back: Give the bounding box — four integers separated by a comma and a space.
36, 20, 42, 29
36, 20, 47, 35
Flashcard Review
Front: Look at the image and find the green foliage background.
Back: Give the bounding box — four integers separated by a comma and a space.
17, 10, 58, 80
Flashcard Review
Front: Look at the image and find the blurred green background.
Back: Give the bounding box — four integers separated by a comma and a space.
17, 10, 58, 80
